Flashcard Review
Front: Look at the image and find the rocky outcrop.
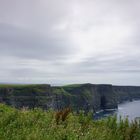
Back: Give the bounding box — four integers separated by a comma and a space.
0, 84, 140, 112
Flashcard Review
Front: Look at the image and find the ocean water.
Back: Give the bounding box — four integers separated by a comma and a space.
94, 100, 140, 121
117, 100, 140, 121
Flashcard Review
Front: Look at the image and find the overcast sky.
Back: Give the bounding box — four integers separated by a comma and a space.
0, 0, 140, 85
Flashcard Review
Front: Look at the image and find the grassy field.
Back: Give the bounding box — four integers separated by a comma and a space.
0, 104, 140, 140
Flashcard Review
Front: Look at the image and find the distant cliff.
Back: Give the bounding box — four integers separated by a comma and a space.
0, 84, 140, 112
59, 84, 118, 112
0, 84, 53, 109
113, 86, 140, 103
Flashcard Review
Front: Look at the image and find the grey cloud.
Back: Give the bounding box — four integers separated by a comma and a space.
68, 52, 140, 74
0, 0, 140, 85
0, 23, 75, 60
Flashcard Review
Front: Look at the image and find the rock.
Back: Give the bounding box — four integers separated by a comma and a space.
0, 84, 140, 112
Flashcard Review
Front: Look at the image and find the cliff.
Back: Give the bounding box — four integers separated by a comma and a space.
0, 84, 140, 112
113, 86, 140, 103
61, 84, 118, 112
0, 84, 53, 109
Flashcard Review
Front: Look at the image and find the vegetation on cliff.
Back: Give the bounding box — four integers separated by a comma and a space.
0, 104, 140, 140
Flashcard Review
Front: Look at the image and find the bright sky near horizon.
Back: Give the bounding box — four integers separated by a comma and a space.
0, 0, 140, 85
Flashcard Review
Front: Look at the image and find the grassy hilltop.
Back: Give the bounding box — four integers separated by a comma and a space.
0, 104, 140, 140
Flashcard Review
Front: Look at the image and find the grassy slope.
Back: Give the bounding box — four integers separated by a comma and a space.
0, 84, 39, 88
0, 104, 140, 140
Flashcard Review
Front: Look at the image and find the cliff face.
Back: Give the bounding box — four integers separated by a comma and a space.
0, 84, 140, 112
61, 84, 118, 112
0, 85, 53, 109
113, 86, 140, 103
0, 84, 118, 112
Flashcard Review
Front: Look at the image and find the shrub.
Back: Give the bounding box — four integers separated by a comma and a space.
0, 104, 140, 140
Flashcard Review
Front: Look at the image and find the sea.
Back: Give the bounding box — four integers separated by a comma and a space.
94, 100, 140, 121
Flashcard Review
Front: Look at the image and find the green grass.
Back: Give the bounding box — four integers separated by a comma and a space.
0, 84, 50, 88
62, 84, 83, 88
52, 87, 72, 96
0, 104, 140, 140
